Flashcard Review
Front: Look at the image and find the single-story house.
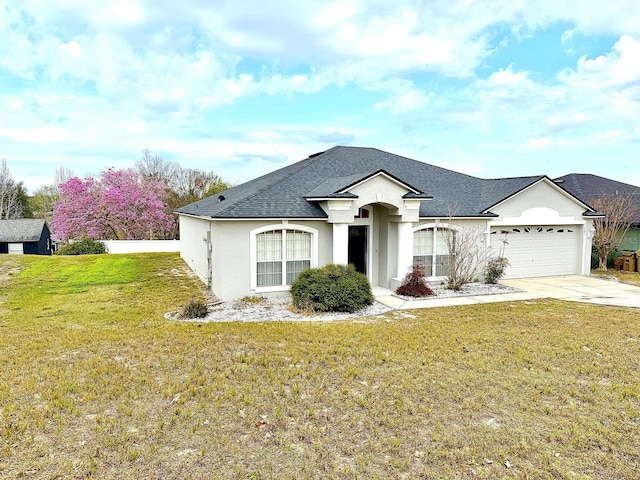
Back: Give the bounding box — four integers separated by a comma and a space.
0, 219, 54, 255
177, 147, 601, 300
555, 173, 640, 251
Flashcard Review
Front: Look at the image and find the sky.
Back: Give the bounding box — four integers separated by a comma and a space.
2, 1, 640, 194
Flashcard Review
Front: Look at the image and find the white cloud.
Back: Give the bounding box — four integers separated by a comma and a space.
374, 87, 431, 114
0, 126, 67, 143
4, 0, 640, 193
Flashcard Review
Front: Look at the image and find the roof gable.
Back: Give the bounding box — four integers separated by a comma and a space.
304, 169, 431, 200
482, 176, 597, 214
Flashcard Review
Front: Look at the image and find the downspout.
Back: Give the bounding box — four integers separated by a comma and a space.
206, 230, 212, 289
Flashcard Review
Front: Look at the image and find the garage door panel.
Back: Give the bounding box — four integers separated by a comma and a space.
490, 226, 578, 278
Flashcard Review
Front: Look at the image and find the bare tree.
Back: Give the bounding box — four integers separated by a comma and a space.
136, 148, 179, 184
591, 194, 639, 270
0, 158, 23, 219
443, 224, 493, 290
136, 149, 232, 238
54, 166, 76, 188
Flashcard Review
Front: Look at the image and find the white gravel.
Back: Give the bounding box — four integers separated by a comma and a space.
166, 282, 518, 323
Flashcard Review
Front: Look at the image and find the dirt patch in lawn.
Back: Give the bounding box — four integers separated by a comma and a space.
0, 258, 21, 284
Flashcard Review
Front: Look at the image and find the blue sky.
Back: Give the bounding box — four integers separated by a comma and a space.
2, 0, 640, 194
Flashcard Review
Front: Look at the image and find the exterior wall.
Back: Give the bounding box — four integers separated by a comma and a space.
208, 219, 332, 300
23, 242, 40, 254
39, 225, 52, 255
103, 240, 180, 254
181, 178, 597, 299
373, 205, 390, 286
491, 181, 587, 221
179, 215, 212, 286
620, 228, 640, 251
409, 218, 490, 284
488, 181, 594, 276
1, 226, 52, 255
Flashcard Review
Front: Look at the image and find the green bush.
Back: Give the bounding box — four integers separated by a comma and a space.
484, 256, 510, 284
180, 299, 208, 319
290, 263, 374, 313
56, 239, 107, 255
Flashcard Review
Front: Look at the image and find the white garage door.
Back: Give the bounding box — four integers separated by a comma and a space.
489, 226, 578, 278
8, 243, 24, 255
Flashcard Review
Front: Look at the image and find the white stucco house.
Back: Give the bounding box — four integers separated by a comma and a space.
176, 147, 601, 300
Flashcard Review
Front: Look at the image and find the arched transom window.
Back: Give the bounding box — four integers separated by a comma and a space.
413, 226, 454, 277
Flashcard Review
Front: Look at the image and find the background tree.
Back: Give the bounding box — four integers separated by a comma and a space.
0, 158, 24, 219
30, 185, 58, 224
591, 194, 639, 270
136, 149, 232, 238
136, 148, 179, 184
98, 168, 174, 240
51, 177, 102, 240
29, 167, 77, 223
52, 169, 174, 241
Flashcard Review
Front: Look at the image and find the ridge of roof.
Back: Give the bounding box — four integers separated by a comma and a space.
177, 147, 584, 219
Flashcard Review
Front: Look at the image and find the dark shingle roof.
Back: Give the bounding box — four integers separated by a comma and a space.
555, 173, 640, 221
555, 173, 640, 201
0, 219, 48, 242
176, 146, 576, 219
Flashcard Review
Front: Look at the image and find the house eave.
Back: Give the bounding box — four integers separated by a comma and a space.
177, 212, 328, 222
304, 194, 358, 201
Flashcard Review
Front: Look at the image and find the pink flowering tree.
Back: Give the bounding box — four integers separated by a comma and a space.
51, 177, 103, 240
52, 169, 175, 241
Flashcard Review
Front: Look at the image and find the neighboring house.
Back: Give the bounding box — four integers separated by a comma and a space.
555, 173, 640, 251
0, 219, 54, 255
177, 147, 601, 300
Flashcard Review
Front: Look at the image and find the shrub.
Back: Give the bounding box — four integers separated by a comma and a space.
290, 263, 374, 313
180, 299, 208, 319
484, 257, 510, 284
56, 239, 107, 255
395, 263, 434, 297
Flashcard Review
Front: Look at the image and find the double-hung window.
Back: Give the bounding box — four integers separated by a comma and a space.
254, 226, 314, 288
413, 227, 454, 276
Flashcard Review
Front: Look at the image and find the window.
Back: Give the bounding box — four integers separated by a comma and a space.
254, 226, 314, 289
413, 227, 454, 276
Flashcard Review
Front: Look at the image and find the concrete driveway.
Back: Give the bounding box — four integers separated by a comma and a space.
500, 275, 640, 309
374, 275, 640, 310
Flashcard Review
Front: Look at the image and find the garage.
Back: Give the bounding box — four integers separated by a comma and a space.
489, 225, 579, 278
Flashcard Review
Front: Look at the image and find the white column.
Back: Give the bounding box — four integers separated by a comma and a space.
396, 221, 413, 278
332, 223, 349, 265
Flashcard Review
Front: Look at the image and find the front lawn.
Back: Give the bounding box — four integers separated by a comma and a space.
1, 254, 639, 479
596, 269, 640, 287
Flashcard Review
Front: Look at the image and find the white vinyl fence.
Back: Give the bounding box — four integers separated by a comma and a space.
101, 240, 180, 254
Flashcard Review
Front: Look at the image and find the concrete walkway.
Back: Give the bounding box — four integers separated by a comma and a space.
373, 275, 640, 310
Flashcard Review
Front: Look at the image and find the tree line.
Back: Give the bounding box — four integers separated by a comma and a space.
0, 150, 231, 241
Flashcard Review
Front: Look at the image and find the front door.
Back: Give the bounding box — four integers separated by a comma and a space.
348, 226, 367, 275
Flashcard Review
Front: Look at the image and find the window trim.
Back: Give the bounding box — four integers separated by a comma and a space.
250, 224, 319, 292
412, 223, 459, 278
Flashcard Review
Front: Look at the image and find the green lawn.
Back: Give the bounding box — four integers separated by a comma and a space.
1, 254, 640, 479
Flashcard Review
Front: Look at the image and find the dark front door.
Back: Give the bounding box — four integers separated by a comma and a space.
348, 226, 367, 275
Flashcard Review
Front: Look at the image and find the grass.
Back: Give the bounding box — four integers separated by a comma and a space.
597, 269, 640, 287
1, 254, 640, 479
